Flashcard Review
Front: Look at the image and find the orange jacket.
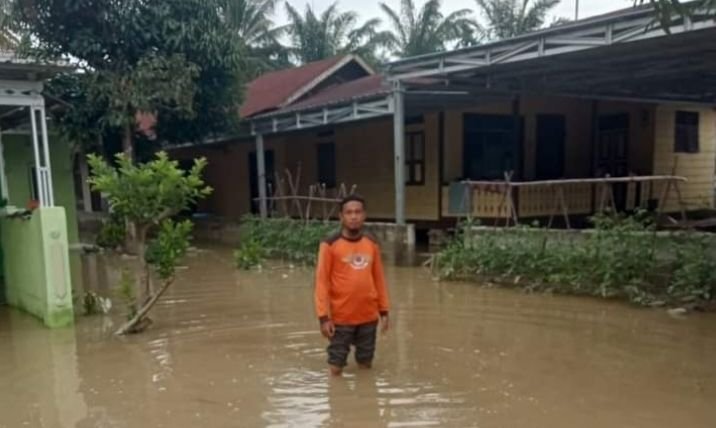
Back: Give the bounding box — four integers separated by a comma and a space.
314, 232, 390, 325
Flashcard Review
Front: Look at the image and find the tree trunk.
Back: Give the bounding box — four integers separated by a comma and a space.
134, 225, 151, 304
115, 276, 175, 335
122, 121, 134, 161
122, 124, 137, 254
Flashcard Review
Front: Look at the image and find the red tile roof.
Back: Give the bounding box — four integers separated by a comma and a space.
239, 56, 347, 118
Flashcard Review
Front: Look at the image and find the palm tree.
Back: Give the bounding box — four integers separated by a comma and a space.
380, 0, 477, 58
220, 0, 289, 75
475, 0, 561, 40
285, 1, 391, 65
637, 0, 716, 30
0, 0, 19, 50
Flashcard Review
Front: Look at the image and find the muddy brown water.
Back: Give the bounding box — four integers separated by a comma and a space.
1, 247, 715, 428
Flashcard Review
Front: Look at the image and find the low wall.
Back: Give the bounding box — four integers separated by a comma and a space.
0, 207, 74, 327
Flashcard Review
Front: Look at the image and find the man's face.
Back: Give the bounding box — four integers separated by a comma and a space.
340, 201, 366, 232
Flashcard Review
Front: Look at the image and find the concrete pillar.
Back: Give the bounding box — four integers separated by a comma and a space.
255, 133, 268, 218
392, 84, 406, 225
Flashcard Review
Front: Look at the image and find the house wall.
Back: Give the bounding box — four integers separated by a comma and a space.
170, 97, 715, 224
1, 133, 80, 244
1, 207, 74, 327
653, 105, 716, 211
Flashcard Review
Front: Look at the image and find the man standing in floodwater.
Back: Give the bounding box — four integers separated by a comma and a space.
314, 195, 390, 376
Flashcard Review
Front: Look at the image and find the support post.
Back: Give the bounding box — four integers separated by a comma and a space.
28, 105, 55, 207
30, 106, 43, 205
39, 106, 54, 207
255, 133, 268, 218
392, 84, 406, 225
78, 153, 92, 212
0, 131, 8, 201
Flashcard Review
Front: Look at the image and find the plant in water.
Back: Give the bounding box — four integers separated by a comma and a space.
234, 239, 267, 270
668, 233, 716, 302
88, 152, 211, 335
235, 215, 338, 268
434, 210, 716, 308
82, 291, 112, 316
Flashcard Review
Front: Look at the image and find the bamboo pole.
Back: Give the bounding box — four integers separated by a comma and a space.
463, 175, 687, 188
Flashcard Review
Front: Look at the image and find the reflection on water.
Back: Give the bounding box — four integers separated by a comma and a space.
1, 247, 716, 428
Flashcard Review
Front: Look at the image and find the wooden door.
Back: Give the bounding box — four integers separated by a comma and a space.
597, 114, 630, 210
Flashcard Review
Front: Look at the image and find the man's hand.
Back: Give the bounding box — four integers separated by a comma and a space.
320, 319, 335, 339
380, 314, 390, 334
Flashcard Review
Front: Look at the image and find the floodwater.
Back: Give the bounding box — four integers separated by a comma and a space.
1, 247, 716, 428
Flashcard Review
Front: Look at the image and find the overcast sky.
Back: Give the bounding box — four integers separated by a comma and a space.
277, 0, 635, 26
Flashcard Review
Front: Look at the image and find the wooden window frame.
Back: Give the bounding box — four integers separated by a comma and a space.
405, 131, 425, 186
674, 110, 700, 153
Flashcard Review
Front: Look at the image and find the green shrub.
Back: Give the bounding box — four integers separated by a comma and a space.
234, 239, 266, 270
96, 213, 125, 249
234, 215, 338, 268
435, 211, 716, 307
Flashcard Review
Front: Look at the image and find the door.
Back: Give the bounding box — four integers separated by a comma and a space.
248, 150, 275, 214
536, 115, 566, 180
463, 114, 523, 180
597, 114, 630, 210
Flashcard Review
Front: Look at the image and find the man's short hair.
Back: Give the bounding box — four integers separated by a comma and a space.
339, 194, 366, 211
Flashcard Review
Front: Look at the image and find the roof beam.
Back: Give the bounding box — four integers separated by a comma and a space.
387, 7, 716, 81
250, 96, 392, 136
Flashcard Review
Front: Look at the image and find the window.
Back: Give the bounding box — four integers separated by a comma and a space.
463, 114, 522, 180
536, 115, 566, 180
405, 132, 425, 185
317, 142, 336, 188
675, 111, 699, 153
405, 114, 424, 125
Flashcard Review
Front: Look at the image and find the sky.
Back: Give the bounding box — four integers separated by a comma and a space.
277, 0, 636, 26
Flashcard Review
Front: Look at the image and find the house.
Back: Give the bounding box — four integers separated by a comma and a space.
0, 53, 78, 327
170, 5, 716, 242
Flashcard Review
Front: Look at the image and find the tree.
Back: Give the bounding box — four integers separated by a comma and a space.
88, 152, 212, 335
475, 0, 561, 40
380, 0, 477, 58
221, 0, 289, 77
285, 1, 391, 65
13, 0, 245, 159
0, 0, 18, 49
637, 1, 716, 30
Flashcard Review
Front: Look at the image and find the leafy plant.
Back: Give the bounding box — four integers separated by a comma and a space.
96, 212, 126, 250
82, 291, 112, 316
380, 0, 477, 58
285, 1, 392, 65
234, 239, 267, 270
434, 211, 716, 308
88, 152, 211, 334
145, 219, 194, 280
236, 215, 337, 267
668, 234, 716, 302
636, 1, 716, 31
13, 0, 245, 157
475, 0, 560, 41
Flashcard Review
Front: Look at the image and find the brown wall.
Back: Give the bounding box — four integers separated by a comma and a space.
170, 97, 715, 223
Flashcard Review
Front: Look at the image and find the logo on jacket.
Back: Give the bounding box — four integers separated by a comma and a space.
342, 253, 371, 270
